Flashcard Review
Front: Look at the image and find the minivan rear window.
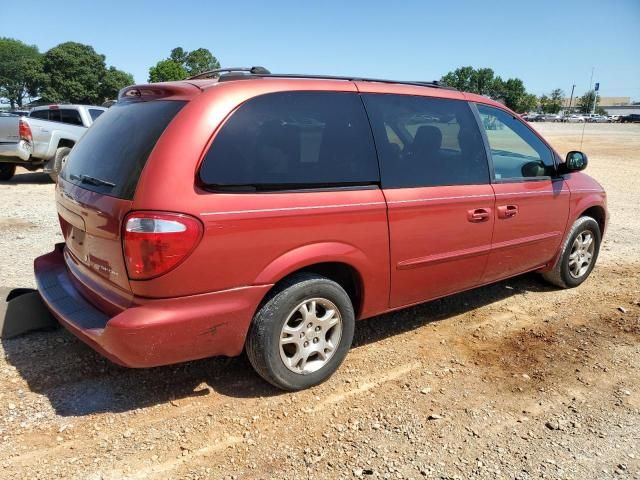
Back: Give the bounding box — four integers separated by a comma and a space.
61, 100, 185, 199
200, 92, 379, 190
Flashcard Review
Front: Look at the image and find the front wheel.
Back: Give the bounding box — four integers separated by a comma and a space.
542, 216, 601, 288
246, 273, 355, 391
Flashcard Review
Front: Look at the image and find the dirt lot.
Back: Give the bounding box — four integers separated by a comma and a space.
0, 123, 639, 480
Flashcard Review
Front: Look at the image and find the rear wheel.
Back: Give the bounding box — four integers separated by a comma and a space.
246, 273, 355, 391
49, 147, 71, 182
0, 164, 16, 181
542, 216, 601, 288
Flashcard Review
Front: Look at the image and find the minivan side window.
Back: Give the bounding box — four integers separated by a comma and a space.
362, 94, 489, 188
476, 104, 555, 180
200, 92, 379, 189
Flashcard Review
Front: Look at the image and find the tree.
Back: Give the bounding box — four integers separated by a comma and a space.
148, 59, 187, 83
440, 66, 537, 112
0, 37, 46, 108
540, 88, 564, 113
184, 48, 220, 76
577, 90, 600, 114
41, 42, 106, 104
148, 47, 220, 82
491, 77, 537, 113
100, 66, 134, 100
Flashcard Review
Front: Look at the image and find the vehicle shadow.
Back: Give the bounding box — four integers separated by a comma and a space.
0, 171, 52, 185
1, 272, 554, 417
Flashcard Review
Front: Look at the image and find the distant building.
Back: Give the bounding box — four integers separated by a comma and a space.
562, 96, 640, 115
562, 96, 631, 108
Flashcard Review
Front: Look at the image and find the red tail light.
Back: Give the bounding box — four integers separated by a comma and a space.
19, 119, 32, 143
123, 212, 203, 280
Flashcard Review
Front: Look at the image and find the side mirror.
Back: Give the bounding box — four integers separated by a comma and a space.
560, 151, 588, 174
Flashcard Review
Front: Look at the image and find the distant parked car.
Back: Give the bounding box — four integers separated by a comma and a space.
540, 113, 561, 122
0, 104, 106, 181
522, 113, 542, 122
565, 114, 586, 123
586, 114, 608, 123
620, 114, 640, 123
606, 115, 620, 122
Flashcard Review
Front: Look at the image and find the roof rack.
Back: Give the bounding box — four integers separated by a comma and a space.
188, 66, 271, 80
189, 66, 457, 91
250, 73, 456, 90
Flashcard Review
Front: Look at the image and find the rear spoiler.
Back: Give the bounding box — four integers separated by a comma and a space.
118, 83, 200, 102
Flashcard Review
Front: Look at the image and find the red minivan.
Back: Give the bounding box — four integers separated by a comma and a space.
34, 68, 607, 390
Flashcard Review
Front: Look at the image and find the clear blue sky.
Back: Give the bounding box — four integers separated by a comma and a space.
3, 0, 639, 100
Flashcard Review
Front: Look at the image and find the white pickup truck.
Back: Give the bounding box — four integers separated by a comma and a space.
0, 104, 106, 181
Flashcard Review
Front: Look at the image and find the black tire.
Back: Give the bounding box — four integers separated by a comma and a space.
246, 273, 355, 391
49, 147, 71, 182
0, 164, 16, 181
542, 216, 601, 288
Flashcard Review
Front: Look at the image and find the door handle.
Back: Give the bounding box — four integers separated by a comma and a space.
467, 208, 491, 223
497, 205, 518, 219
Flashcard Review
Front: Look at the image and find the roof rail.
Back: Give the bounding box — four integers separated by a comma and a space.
188, 66, 270, 80
189, 66, 457, 91
251, 73, 456, 90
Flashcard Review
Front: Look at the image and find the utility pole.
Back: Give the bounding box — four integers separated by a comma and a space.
568, 84, 576, 113
588, 67, 594, 114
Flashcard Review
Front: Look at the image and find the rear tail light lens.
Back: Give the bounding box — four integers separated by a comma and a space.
123, 212, 203, 280
19, 119, 32, 143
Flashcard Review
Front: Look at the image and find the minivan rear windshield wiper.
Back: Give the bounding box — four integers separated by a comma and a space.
69, 174, 116, 188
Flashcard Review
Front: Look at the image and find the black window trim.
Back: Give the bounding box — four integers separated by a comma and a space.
470, 102, 560, 184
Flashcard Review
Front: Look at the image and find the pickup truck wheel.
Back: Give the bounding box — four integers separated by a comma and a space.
0, 164, 16, 181
49, 147, 71, 182
542, 216, 601, 288
246, 273, 355, 391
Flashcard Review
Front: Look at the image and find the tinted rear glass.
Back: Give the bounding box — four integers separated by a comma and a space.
362, 94, 489, 188
61, 100, 185, 199
60, 109, 83, 126
89, 108, 104, 121
200, 91, 379, 190
30, 110, 48, 119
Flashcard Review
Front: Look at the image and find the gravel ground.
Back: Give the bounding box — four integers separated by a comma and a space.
0, 123, 639, 479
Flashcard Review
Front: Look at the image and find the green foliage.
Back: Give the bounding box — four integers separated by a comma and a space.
184, 48, 220, 76
148, 47, 220, 82
440, 66, 495, 95
577, 90, 600, 114
148, 59, 187, 83
100, 67, 134, 100
491, 77, 537, 113
1, 38, 131, 105
540, 88, 564, 113
41, 42, 106, 104
0, 37, 46, 108
440, 66, 537, 113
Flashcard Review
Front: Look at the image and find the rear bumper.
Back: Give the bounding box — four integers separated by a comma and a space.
34, 244, 272, 368
0, 141, 32, 161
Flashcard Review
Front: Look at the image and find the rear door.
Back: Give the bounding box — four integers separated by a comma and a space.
475, 104, 570, 282
362, 93, 495, 308
57, 99, 187, 294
